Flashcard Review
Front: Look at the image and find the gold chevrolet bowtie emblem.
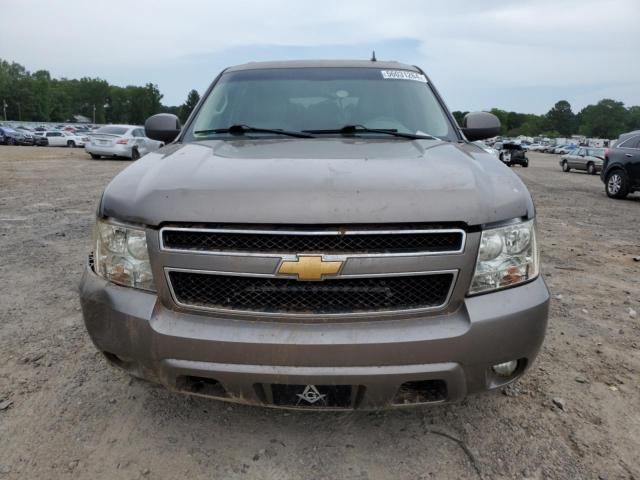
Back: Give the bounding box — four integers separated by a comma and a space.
278, 255, 343, 281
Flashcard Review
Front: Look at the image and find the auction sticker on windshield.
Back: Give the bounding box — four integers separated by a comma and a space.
380, 70, 427, 83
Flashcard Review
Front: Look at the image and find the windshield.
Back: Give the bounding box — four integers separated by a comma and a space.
188, 68, 455, 141
587, 148, 605, 157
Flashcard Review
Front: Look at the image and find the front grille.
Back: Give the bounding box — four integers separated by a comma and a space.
168, 271, 455, 315
161, 227, 464, 254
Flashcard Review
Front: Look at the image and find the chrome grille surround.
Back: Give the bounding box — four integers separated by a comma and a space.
159, 226, 466, 257
158, 225, 467, 318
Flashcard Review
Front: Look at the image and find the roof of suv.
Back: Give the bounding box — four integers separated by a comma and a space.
618, 130, 640, 142
225, 59, 421, 72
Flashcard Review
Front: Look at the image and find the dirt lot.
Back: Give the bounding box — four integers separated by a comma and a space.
0, 146, 638, 479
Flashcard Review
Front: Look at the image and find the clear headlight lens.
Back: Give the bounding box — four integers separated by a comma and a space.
94, 219, 155, 291
469, 219, 539, 295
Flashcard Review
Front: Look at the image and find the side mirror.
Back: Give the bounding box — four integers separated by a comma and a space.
461, 112, 501, 141
144, 113, 182, 143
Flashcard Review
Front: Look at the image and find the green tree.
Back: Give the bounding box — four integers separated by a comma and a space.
627, 106, 640, 131
579, 99, 628, 139
546, 100, 575, 136
451, 111, 468, 126
180, 89, 200, 122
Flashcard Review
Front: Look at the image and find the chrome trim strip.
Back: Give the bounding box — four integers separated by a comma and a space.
159, 226, 467, 257
164, 267, 459, 318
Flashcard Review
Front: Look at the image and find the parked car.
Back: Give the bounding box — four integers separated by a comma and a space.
39, 130, 70, 147
85, 125, 163, 160
33, 132, 48, 146
561, 145, 578, 154
559, 147, 605, 174
62, 130, 90, 147
499, 142, 529, 167
552, 145, 566, 154
19, 131, 36, 146
541, 144, 557, 153
0, 127, 27, 145
600, 130, 640, 198
80, 59, 549, 410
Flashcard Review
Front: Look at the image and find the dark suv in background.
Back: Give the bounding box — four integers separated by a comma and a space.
601, 130, 640, 199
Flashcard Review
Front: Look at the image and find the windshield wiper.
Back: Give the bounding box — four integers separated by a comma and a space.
194, 124, 315, 138
303, 125, 436, 140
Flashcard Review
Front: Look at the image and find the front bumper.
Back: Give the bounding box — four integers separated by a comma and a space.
80, 266, 549, 409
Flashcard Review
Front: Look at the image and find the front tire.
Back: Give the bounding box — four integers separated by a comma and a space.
605, 170, 629, 199
587, 162, 596, 175
131, 148, 140, 160
561, 160, 570, 172
67, 140, 76, 148
522, 159, 529, 168
90, 153, 101, 160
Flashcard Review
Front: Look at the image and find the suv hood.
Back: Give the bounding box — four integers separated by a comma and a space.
100, 138, 534, 227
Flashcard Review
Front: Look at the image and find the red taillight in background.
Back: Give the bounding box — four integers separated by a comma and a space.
116, 138, 129, 145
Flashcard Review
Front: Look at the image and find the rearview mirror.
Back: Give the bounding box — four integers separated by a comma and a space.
145, 113, 182, 143
461, 112, 501, 141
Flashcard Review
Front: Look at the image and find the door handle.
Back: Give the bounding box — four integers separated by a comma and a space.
625, 153, 633, 157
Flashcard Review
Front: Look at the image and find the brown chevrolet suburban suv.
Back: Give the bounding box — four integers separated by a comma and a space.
79, 60, 549, 409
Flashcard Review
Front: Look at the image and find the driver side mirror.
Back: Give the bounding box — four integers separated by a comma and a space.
145, 113, 182, 143
461, 112, 501, 141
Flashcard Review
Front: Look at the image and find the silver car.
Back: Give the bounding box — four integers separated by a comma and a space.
560, 147, 605, 174
85, 125, 163, 160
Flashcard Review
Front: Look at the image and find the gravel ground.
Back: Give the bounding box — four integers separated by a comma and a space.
0, 146, 638, 480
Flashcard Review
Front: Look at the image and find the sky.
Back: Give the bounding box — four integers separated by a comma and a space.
1, 0, 638, 114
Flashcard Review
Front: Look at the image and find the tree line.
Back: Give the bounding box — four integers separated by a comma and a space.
2, 58, 639, 138
453, 99, 640, 140
0, 59, 200, 125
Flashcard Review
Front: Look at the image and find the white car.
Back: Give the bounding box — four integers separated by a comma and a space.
85, 125, 164, 160
38, 130, 69, 147
526, 144, 544, 151
62, 131, 90, 147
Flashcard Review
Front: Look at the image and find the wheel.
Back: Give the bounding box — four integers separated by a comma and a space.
90, 153, 101, 160
522, 159, 529, 168
561, 160, 570, 172
8, 137, 16, 146
587, 162, 596, 175
67, 140, 76, 148
605, 170, 629, 199
131, 148, 140, 160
